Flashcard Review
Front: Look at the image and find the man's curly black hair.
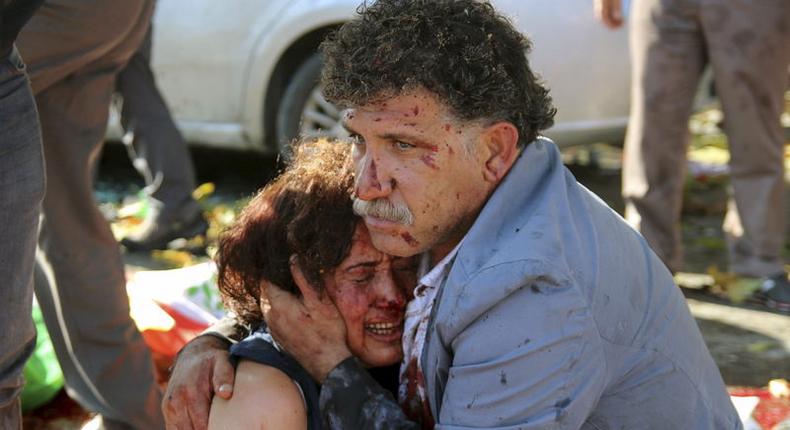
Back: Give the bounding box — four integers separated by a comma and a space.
321, 0, 556, 147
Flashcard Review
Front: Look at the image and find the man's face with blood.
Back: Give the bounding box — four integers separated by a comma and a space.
324, 224, 416, 368
347, 88, 493, 258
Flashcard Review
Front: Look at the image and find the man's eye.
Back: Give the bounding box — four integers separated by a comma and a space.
394, 141, 415, 150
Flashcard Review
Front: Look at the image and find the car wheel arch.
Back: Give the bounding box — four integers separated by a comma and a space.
262, 25, 341, 154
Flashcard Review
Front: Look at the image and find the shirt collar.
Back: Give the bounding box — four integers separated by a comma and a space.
416, 239, 464, 290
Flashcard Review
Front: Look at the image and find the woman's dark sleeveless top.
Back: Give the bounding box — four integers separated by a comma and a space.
229, 325, 322, 430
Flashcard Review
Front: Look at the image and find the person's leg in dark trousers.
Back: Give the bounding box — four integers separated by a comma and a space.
0, 46, 45, 430
17, 1, 165, 428
622, 0, 707, 273
117, 25, 206, 251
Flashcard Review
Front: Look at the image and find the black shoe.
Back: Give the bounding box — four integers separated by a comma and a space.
121, 198, 208, 252
751, 272, 790, 313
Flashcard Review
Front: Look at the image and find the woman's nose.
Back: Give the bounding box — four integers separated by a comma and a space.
372, 273, 407, 310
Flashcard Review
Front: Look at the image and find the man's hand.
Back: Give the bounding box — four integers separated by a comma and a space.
264, 257, 352, 383
594, 0, 624, 28
162, 335, 235, 430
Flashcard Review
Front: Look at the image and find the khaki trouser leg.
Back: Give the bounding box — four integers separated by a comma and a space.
17, 1, 164, 428
700, 0, 790, 277
623, 0, 707, 272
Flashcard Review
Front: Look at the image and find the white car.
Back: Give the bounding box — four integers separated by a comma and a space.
111, 0, 632, 153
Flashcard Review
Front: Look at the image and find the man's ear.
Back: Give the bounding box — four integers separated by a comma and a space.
480, 122, 519, 184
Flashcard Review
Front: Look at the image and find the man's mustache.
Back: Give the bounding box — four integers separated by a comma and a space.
352, 198, 414, 225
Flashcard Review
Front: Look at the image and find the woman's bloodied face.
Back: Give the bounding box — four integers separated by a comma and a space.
324, 224, 417, 368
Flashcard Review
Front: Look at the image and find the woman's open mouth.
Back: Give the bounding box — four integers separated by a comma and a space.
364, 321, 403, 341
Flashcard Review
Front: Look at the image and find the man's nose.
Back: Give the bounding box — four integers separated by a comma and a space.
355, 155, 392, 201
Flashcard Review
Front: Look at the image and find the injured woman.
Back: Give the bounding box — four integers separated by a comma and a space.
207, 138, 416, 429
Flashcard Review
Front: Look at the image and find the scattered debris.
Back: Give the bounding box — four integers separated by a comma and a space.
770, 379, 790, 400
150, 249, 194, 269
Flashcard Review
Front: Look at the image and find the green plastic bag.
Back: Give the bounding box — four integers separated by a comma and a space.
20, 301, 64, 412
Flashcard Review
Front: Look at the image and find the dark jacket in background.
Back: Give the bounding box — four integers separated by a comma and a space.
0, 0, 45, 55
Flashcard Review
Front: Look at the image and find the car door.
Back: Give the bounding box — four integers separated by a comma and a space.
150, 0, 292, 148
493, 0, 631, 144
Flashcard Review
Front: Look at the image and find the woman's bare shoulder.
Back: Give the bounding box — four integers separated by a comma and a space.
208, 360, 307, 430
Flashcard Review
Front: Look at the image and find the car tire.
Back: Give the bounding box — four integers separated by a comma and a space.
275, 53, 344, 155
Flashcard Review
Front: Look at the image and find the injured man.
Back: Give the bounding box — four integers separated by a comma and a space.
163, 1, 740, 429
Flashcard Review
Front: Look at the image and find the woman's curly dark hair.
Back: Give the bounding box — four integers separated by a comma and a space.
321, 0, 556, 147
216, 138, 358, 326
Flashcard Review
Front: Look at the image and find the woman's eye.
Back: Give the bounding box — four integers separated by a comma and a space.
349, 134, 365, 146
352, 275, 374, 285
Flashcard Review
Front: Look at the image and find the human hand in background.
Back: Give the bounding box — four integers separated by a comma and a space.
594, 0, 624, 28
